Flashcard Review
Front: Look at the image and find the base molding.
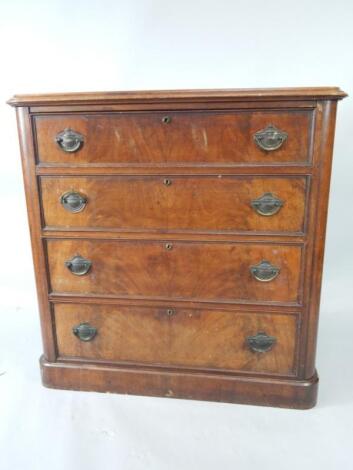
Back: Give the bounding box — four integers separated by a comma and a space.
40, 356, 318, 409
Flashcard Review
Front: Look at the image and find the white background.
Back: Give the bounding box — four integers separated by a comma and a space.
0, 1, 352, 469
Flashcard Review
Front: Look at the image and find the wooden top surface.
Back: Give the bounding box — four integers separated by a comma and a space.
7, 87, 347, 107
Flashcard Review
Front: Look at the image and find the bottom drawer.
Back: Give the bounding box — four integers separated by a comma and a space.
54, 303, 299, 376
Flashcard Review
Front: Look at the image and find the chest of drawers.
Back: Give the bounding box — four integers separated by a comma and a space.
8, 87, 346, 408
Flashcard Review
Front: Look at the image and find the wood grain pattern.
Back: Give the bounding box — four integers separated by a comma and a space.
49, 295, 302, 314
40, 175, 308, 234
34, 110, 313, 165
7, 86, 347, 107
29, 101, 317, 114
46, 239, 303, 304
41, 356, 318, 408
9, 87, 346, 408
301, 101, 340, 378
54, 303, 298, 375
15, 107, 56, 361
36, 165, 313, 175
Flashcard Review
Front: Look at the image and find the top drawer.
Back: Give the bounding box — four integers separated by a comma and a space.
33, 110, 314, 166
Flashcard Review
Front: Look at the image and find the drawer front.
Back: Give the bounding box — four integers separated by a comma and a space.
47, 240, 302, 304
34, 110, 313, 165
54, 303, 299, 375
41, 175, 307, 234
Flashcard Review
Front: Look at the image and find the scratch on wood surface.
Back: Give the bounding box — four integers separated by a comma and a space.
114, 129, 121, 142
202, 129, 208, 148
191, 127, 208, 150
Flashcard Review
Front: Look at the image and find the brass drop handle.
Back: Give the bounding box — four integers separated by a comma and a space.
60, 191, 87, 213
73, 322, 97, 341
246, 331, 276, 353
251, 192, 284, 216
55, 128, 84, 153
254, 124, 288, 151
65, 255, 92, 276
250, 260, 280, 282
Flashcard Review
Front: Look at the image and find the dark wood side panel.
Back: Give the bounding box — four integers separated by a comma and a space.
54, 303, 298, 376
46, 239, 303, 304
301, 101, 340, 378
34, 110, 313, 165
15, 107, 56, 360
40, 175, 308, 234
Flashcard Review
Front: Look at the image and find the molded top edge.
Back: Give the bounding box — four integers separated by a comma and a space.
7, 87, 347, 107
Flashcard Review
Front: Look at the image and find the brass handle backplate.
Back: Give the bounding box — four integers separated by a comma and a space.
246, 331, 276, 353
55, 128, 84, 153
73, 322, 97, 341
251, 192, 284, 216
65, 255, 92, 276
254, 124, 288, 151
250, 260, 280, 282
60, 191, 87, 213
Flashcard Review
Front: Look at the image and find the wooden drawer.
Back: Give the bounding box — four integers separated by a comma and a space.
54, 303, 299, 376
40, 175, 308, 234
34, 110, 313, 165
47, 239, 303, 304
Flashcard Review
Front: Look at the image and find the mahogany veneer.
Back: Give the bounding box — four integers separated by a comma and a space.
40, 175, 307, 234
46, 239, 302, 304
33, 110, 313, 165
54, 303, 298, 376
8, 87, 347, 408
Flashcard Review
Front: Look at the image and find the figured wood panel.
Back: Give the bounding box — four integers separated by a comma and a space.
40, 175, 307, 234
47, 239, 302, 304
9, 87, 347, 408
54, 303, 298, 375
34, 110, 313, 165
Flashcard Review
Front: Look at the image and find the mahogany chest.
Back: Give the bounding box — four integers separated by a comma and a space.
8, 87, 346, 408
